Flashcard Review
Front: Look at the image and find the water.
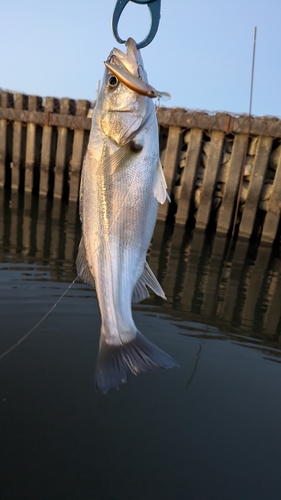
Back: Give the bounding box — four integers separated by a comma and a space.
1, 188, 281, 500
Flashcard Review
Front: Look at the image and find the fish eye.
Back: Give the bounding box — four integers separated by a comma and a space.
107, 75, 119, 88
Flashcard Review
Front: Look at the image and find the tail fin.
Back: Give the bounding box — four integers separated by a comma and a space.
95, 331, 179, 394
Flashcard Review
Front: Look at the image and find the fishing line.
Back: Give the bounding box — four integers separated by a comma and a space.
0, 276, 79, 360
219, 27, 257, 274
230, 26, 257, 240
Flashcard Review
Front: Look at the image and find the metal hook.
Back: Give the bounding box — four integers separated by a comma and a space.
111, 0, 161, 49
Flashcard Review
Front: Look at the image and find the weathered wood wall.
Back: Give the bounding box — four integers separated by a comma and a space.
1, 89, 281, 243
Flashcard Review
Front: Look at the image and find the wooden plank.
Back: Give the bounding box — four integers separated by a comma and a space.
171, 226, 193, 305
39, 97, 56, 196
69, 99, 90, 202
238, 136, 272, 238
216, 134, 248, 234
0, 92, 13, 186
261, 147, 281, 243
156, 108, 281, 138
148, 221, 170, 294
239, 244, 271, 329
65, 201, 79, 279
36, 196, 48, 258
218, 238, 248, 323
0, 107, 91, 130
0, 188, 4, 248
163, 225, 187, 302
1, 106, 281, 139
22, 192, 33, 255
53, 98, 73, 199
180, 229, 205, 311
9, 190, 21, 253
11, 93, 27, 190
200, 233, 228, 318
0, 119, 6, 186
263, 261, 281, 335
195, 130, 224, 229
25, 95, 42, 192
50, 198, 62, 258
175, 128, 203, 225
157, 126, 181, 221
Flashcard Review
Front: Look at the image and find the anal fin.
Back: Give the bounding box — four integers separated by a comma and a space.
132, 261, 166, 303
76, 237, 95, 289
153, 159, 171, 204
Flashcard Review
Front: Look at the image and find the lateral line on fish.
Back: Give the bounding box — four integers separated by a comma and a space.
0, 277, 79, 360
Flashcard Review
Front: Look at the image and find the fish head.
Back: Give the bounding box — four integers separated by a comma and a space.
96, 38, 152, 147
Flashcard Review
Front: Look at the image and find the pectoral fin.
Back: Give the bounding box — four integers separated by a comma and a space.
132, 261, 166, 303
76, 237, 95, 289
153, 159, 171, 204
95, 140, 143, 176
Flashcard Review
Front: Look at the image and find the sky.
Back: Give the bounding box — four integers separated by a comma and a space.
1, 0, 280, 117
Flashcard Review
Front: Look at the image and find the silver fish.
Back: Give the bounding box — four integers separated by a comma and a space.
77, 38, 178, 393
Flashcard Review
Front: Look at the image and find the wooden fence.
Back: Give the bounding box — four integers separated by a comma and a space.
1, 89, 281, 243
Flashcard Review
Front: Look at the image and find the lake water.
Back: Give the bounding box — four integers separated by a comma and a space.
1, 188, 281, 500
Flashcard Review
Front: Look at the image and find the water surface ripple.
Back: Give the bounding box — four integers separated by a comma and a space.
1, 189, 281, 500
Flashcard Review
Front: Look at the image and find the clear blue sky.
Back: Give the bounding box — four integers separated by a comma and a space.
1, 0, 280, 117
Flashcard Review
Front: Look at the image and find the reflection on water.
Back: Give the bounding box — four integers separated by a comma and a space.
2, 188, 281, 500
1, 187, 281, 351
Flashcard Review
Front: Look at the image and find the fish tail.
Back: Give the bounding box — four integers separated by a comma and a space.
95, 331, 179, 394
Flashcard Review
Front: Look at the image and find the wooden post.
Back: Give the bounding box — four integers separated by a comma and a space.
171, 225, 193, 306
39, 97, 57, 196
261, 147, 281, 243
263, 263, 281, 335
196, 130, 224, 230
148, 221, 169, 292
240, 244, 271, 330
36, 196, 48, 258
0, 92, 13, 187
180, 229, 205, 311
0, 187, 4, 247
216, 134, 248, 234
53, 98, 74, 199
22, 192, 33, 255
175, 129, 203, 225
160, 225, 187, 303
158, 126, 181, 221
12, 93, 28, 190
238, 136, 272, 238
50, 197, 61, 258
219, 238, 249, 323
25, 95, 42, 192
65, 200, 79, 279
200, 233, 228, 318
9, 189, 21, 253
69, 99, 90, 202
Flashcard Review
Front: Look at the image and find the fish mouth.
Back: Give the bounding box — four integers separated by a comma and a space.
105, 38, 170, 101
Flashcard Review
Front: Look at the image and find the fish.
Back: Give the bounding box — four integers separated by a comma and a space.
76, 38, 178, 393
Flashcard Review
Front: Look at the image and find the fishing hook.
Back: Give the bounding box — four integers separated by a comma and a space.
112, 0, 161, 49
